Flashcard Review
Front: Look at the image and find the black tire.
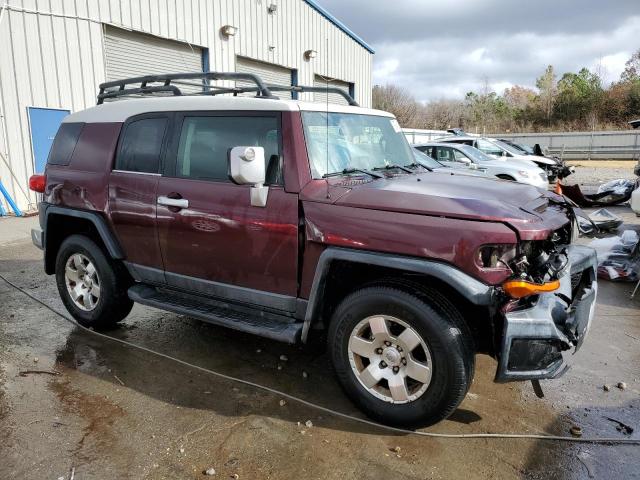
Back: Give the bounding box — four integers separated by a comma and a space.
496, 174, 515, 181
327, 286, 474, 428
55, 234, 133, 329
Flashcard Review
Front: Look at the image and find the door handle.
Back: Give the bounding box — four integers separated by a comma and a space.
157, 196, 189, 209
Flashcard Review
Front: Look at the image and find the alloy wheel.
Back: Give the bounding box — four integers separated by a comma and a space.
64, 253, 101, 311
347, 315, 432, 404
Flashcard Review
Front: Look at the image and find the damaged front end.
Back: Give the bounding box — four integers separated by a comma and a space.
494, 216, 598, 382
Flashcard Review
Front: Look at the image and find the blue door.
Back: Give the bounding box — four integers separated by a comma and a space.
27, 107, 70, 173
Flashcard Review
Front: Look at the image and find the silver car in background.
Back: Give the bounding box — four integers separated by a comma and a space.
414, 142, 549, 188
435, 135, 559, 181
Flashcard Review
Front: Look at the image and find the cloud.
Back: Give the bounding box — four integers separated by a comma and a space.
317, 0, 640, 101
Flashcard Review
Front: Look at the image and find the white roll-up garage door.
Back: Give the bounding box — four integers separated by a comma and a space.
236, 57, 293, 99
313, 75, 352, 105
104, 26, 203, 85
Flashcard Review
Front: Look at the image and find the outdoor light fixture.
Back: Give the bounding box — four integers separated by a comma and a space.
268, 3, 278, 14
220, 25, 237, 37
304, 49, 317, 60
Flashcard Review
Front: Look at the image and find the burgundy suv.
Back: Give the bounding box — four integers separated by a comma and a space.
29, 73, 597, 427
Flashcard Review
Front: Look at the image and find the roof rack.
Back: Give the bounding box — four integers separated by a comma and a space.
96, 71, 359, 106
242, 85, 359, 106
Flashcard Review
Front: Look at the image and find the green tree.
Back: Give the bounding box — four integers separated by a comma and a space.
553, 68, 603, 128
535, 65, 557, 126
620, 49, 640, 83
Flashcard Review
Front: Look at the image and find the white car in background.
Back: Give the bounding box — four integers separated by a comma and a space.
436, 135, 559, 181
414, 142, 549, 188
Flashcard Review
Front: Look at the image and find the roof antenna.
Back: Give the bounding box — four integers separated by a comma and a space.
325, 37, 331, 200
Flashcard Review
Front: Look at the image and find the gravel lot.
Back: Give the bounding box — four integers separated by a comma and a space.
566, 160, 637, 189
1, 165, 639, 479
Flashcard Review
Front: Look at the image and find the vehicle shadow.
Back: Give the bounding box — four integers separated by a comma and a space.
53, 313, 483, 438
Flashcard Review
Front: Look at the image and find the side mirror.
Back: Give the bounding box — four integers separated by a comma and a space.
229, 146, 269, 207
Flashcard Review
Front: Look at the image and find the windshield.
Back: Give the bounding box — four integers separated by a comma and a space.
412, 148, 444, 169
491, 139, 523, 156
512, 142, 534, 155
457, 144, 495, 163
302, 111, 415, 178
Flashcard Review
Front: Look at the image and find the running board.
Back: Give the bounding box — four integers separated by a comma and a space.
128, 283, 302, 344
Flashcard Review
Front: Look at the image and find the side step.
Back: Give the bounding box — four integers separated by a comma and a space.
128, 283, 303, 344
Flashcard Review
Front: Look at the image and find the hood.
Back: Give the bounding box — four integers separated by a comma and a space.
331, 172, 569, 239
516, 154, 557, 166
482, 158, 541, 172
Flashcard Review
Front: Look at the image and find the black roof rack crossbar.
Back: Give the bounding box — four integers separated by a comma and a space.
97, 72, 276, 104
98, 85, 183, 102
96, 72, 359, 106
270, 85, 359, 106
216, 84, 359, 106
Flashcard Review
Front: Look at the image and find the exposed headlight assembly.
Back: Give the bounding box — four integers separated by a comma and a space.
476, 244, 517, 270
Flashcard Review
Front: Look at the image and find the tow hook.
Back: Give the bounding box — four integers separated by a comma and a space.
531, 379, 545, 398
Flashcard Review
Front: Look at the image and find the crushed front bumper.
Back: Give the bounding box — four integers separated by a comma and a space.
495, 245, 597, 382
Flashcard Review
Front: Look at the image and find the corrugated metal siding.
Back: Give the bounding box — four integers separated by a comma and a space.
0, 0, 373, 212
236, 56, 293, 99
104, 26, 202, 81
313, 74, 350, 105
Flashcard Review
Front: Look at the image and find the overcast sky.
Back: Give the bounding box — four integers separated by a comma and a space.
317, 0, 640, 102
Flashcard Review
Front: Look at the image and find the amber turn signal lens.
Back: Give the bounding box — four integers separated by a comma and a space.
502, 279, 560, 299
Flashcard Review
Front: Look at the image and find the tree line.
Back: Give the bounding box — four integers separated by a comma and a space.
373, 49, 640, 133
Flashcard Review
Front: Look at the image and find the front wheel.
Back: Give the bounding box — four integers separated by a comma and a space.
328, 286, 474, 427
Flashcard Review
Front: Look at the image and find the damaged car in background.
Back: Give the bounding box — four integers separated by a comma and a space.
414, 142, 549, 187
438, 134, 571, 182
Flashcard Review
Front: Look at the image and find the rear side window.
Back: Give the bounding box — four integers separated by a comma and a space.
47, 122, 84, 166
115, 117, 168, 173
175, 116, 279, 182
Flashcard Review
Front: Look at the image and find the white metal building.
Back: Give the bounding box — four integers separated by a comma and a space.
0, 0, 374, 213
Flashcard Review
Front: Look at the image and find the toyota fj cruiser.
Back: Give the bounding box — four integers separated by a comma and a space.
30, 72, 597, 427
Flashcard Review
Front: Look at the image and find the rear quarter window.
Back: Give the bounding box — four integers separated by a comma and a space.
115, 117, 168, 174
47, 122, 85, 166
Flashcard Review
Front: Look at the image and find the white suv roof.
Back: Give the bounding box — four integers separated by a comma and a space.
64, 95, 394, 124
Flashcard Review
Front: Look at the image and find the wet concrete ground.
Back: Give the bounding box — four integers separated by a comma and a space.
1, 211, 639, 480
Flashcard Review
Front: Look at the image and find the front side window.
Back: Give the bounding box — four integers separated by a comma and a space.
175, 116, 279, 182
116, 117, 167, 173
452, 149, 471, 163
302, 112, 414, 178
434, 146, 455, 162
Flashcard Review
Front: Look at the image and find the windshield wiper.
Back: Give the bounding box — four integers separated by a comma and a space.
406, 162, 433, 172
322, 168, 384, 179
373, 164, 414, 174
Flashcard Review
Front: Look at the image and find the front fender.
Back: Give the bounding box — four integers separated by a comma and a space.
301, 247, 495, 342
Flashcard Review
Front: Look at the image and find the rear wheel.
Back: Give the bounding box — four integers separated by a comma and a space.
328, 286, 474, 427
497, 174, 515, 181
55, 235, 133, 329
